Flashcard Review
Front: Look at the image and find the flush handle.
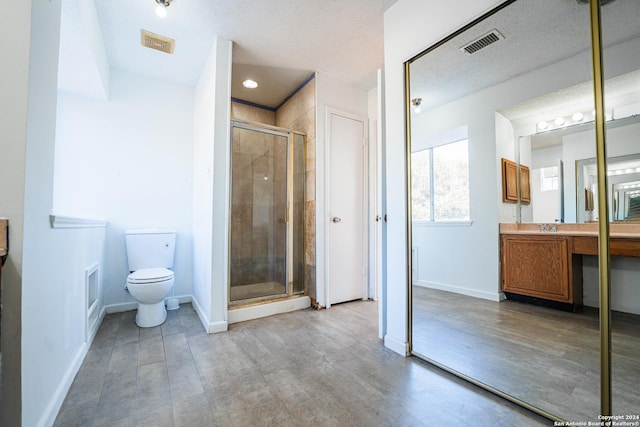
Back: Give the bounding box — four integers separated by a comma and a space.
332, 217, 342, 223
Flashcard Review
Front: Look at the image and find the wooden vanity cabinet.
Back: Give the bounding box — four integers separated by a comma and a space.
501, 234, 581, 305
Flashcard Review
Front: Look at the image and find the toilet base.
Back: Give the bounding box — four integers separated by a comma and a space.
136, 301, 167, 327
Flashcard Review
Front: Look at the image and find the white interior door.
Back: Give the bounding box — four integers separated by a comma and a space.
328, 111, 366, 305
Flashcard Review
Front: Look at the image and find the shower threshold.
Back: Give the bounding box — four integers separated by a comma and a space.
227, 294, 311, 324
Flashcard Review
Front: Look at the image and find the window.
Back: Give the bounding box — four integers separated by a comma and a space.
411, 139, 470, 222
540, 165, 559, 191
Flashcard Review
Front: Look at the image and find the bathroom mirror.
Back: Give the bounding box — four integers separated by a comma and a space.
576, 152, 640, 223
516, 114, 640, 224
408, 0, 640, 422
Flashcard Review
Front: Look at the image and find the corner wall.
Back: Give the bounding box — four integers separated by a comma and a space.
192, 37, 232, 333
1, 1, 109, 426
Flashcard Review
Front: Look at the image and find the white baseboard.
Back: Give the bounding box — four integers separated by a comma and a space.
208, 320, 228, 333
228, 296, 310, 324
191, 295, 228, 334
40, 304, 106, 427
104, 294, 192, 314
105, 301, 138, 314
414, 280, 502, 302
384, 334, 409, 356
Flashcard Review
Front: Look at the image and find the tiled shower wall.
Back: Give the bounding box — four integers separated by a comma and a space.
275, 78, 317, 304
230, 77, 317, 302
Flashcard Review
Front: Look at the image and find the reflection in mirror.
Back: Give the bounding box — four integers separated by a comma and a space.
520, 115, 640, 224
601, 3, 640, 418
577, 151, 640, 223
613, 181, 640, 221
409, 0, 640, 423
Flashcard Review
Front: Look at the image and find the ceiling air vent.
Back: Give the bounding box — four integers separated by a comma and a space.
141, 30, 175, 54
459, 29, 504, 55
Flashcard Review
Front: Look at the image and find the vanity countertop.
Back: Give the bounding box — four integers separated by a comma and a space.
499, 222, 640, 239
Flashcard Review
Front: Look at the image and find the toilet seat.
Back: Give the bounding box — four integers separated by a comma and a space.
127, 268, 174, 284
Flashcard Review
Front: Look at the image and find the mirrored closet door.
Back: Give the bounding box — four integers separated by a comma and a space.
407, 0, 640, 422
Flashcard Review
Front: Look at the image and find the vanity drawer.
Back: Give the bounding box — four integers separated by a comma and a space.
573, 235, 640, 258
572, 236, 597, 255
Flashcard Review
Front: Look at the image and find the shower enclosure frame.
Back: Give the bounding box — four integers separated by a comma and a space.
228, 119, 306, 306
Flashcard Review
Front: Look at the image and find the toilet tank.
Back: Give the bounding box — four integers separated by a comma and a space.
125, 229, 176, 271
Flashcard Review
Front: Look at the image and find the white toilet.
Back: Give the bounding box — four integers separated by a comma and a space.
125, 229, 176, 327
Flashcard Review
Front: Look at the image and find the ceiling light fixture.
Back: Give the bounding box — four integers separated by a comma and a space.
554, 117, 565, 126
242, 79, 259, 89
411, 98, 422, 114
538, 121, 548, 130
155, 0, 171, 18
572, 112, 584, 122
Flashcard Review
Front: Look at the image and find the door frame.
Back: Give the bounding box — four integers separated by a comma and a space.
324, 107, 369, 308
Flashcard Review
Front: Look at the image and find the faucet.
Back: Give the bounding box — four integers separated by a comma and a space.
540, 223, 547, 232
540, 223, 557, 232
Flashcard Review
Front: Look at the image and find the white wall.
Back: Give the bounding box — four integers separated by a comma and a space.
0, 1, 108, 426
315, 72, 369, 308
192, 37, 232, 333
54, 70, 194, 308
409, 94, 503, 302
383, 0, 505, 356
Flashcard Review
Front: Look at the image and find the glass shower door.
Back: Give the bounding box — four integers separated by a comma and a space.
229, 126, 288, 302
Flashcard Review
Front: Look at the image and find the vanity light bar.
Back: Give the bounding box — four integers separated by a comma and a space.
606, 167, 640, 176
537, 110, 613, 133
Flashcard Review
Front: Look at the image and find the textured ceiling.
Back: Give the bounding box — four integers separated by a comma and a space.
409, 0, 640, 121
59, 0, 400, 107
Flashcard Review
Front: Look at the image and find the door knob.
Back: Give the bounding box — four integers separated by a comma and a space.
332, 217, 342, 223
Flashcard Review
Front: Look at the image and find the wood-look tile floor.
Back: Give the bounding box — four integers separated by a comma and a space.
54, 301, 551, 426
412, 287, 640, 423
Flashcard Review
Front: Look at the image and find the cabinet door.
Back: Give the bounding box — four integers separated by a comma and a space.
501, 235, 571, 303
502, 158, 518, 203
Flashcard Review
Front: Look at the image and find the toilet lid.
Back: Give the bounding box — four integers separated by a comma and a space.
128, 268, 174, 284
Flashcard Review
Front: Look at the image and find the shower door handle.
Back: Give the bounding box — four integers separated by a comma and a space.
332, 217, 342, 223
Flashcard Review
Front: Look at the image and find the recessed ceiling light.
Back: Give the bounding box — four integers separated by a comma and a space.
572, 112, 584, 122
554, 117, 565, 126
243, 79, 258, 89
538, 121, 548, 130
